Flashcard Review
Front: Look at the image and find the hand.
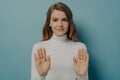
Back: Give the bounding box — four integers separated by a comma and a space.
73, 48, 89, 77
34, 48, 51, 76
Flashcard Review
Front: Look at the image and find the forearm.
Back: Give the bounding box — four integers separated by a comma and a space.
31, 48, 46, 80
31, 60, 47, 80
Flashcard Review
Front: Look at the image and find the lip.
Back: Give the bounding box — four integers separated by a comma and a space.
56, 29, 64, 31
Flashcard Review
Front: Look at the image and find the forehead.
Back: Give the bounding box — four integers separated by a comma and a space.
51, 10, 67, 18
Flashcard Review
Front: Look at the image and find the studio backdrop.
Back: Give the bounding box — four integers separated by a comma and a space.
0, 0, 120, 80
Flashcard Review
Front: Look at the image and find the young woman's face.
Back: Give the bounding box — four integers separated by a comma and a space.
50, 10, 69, 37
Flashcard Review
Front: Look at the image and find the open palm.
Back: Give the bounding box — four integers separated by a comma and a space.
34, 48, 51, 76
73, 48, 89, 77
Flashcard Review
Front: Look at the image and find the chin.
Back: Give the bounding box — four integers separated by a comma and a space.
55, 33, 66, 37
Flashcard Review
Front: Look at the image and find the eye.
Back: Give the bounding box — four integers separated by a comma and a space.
53, 19, 58, 22
62, 18, 68, 22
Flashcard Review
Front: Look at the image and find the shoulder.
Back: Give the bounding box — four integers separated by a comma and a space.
33, 41, 46, 47
66, 39, 87, 50
74, 41, 87, 50
32, 40, 49, 52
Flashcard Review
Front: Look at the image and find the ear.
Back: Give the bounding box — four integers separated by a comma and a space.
49, 25, 51, 27
49, 24, 51, 27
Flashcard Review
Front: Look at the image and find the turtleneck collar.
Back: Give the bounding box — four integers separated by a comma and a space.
50, 33, 68, 41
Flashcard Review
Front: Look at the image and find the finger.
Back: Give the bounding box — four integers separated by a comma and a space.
81, 48, 84, 60
85, 53, 89, 63
39, 48, 43, 59
34, 53, 37, 62
37, 48, 41, 59
42, 48, 46, 60
36, 49, 41, 60
80, 49, 82, 60
47, 55, 51, 64
41, 48, 45, 58
78, 49, 81, 60
82, 48, 86, 61
73, 56, 77, 65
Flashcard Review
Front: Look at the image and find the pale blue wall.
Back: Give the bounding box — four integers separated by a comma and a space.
0, 0, 120, 80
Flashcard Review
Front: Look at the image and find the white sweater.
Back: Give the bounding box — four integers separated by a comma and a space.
31, 34, 89, 80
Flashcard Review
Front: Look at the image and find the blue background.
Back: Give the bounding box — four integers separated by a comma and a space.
0, 0, 120, 80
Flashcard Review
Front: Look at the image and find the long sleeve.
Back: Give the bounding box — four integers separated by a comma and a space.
76, 43, 89, 80
30, 34, 89, 80
31, 44, 46, 80
76, 71, 89, 80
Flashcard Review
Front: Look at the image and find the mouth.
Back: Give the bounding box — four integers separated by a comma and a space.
56, 28, 64, 30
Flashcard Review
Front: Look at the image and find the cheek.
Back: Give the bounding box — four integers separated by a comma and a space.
51, 26, 56, 32
66, 26, 69, 32
65, 22, 68, 26
50, 22, 57, 28
64, 23, 69, 30
65, 21, 69, 26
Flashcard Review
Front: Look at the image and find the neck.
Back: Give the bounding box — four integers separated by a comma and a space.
50, 33, 68, 41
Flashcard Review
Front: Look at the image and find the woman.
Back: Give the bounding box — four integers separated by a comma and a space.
31, 2, 89, 80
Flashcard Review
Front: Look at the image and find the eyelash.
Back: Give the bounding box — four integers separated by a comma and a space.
63, 19, 68, 21
53, 19, 58, 22
52, 19, 68, 22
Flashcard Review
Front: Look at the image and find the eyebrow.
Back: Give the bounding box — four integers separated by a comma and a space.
51, 17, 68, 19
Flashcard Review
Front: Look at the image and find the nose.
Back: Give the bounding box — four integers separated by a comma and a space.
58, 21, 63, 27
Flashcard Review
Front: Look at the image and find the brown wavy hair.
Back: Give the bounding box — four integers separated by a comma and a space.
42, 2, 78, 42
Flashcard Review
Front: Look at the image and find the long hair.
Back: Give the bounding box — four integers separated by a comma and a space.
42, 2, 78, 42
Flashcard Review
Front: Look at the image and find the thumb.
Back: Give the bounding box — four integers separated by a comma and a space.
47, 55, 51, 63
73, 56, 77, 66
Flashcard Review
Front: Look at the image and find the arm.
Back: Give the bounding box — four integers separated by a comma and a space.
76, 71, 89, 80
73, 48, 89, 80
31, 46, 50, 80
31, 58, 46, 80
